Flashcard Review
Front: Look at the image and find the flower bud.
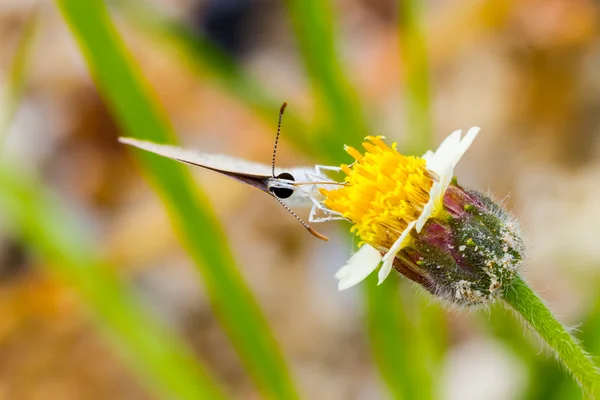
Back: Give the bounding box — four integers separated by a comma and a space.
394, 184, 524, 305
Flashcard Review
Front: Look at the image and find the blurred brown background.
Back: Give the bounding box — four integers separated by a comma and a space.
1, 0, 600, 399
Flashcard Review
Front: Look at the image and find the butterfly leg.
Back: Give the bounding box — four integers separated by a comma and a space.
315, 164, 342, 176
308, 196, 346, 223
306, 166, 342, 184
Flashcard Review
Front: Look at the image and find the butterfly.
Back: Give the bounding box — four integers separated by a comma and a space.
119, 102, 346, 241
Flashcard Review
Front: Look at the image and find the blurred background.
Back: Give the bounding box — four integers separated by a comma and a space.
1, 0, 600, 399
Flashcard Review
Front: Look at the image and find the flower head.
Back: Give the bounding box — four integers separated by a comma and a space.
320, 128, 524, 305
323, 136, 433, 251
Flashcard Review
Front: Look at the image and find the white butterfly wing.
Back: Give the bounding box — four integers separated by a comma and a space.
119, 137, 275, 177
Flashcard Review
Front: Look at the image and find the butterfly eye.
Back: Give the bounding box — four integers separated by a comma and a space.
270, 172, 295, 199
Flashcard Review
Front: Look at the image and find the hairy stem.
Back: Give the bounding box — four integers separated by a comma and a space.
503, 275, 600, 399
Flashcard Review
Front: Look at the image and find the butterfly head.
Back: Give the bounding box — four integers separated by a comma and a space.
268, 172, 295, 200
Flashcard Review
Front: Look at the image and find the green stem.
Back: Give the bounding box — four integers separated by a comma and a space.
503, 275, 600, 399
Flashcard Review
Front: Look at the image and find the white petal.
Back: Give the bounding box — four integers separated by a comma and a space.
435, 129, 462, 157
450, 127, 480, 168
421, 149, 435, 163
377, 260, 394, 286
416, 182, 439, 232
417, 127, 480, 232
416, 163, 453, 232
425, 129, 462, 176
336, 245, 382, 290
378, 221, 417, 285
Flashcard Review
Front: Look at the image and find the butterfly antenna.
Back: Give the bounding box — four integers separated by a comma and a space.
274, 197, 328, 241
272, 101, 288, 178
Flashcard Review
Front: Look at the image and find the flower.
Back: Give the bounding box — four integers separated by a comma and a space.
320, 128, 524, 305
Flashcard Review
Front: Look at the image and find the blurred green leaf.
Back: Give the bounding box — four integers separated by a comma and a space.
285, 0, 367, 160
0, 6, 38, 138
366, 277, 445, 400
0, 163, 226, 400
399, 0, 432, 153
55, 1, 299, 398
365, 278, 408, 400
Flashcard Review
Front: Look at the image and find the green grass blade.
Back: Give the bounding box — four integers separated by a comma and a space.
284, 0, 367, 159
366, 278, 444, 400
399, 0, 432, 154
0, 164, 226, 400
365, 281, 403, 399
0, 7, 38, 138
54, 1, 299, 398
368, 298, 440, 400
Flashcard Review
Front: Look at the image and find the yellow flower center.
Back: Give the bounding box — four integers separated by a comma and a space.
320, 136, 434, 249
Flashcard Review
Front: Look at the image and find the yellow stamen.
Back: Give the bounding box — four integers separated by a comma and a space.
320, 136, 434, 250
